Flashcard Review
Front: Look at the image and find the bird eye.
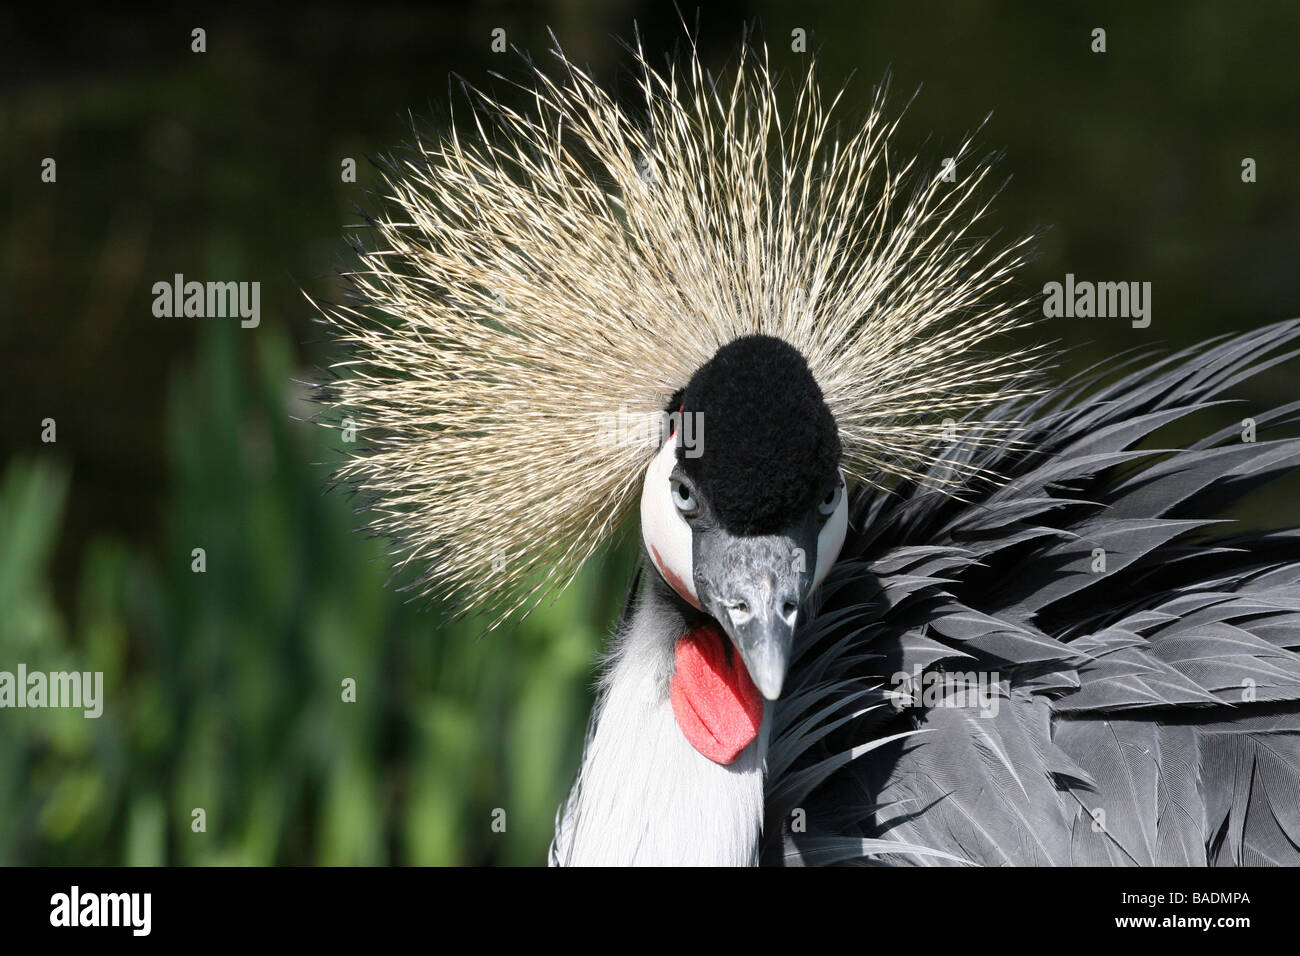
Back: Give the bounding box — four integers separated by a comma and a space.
817, 479, 844, 518
670, 477, 699, 518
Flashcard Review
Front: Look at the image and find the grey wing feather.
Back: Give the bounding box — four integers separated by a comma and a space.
765, 318, 1300, 866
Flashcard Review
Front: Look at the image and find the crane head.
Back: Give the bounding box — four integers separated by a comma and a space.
641, 335, 849, 712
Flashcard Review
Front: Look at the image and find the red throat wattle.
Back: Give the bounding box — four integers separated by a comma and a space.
670, 622, 765, 764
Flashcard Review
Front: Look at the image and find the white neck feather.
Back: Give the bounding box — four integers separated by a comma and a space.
551, 581, 769, 866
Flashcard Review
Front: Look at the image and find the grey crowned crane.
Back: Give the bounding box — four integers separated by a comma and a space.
317, 38, 1300, 866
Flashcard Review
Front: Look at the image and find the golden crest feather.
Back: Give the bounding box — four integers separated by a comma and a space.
316, 35, 1040, 623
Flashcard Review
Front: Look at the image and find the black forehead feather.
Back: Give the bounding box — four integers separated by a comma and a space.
675, 335, 841, 535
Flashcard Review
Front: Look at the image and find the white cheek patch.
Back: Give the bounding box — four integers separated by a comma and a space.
640, 438, 700, 608
812, 472, 848, 591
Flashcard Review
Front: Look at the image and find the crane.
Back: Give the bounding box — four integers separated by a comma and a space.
316, 37, 1300, 866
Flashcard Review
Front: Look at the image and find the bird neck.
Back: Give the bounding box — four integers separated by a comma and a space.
551, 571, 769, 866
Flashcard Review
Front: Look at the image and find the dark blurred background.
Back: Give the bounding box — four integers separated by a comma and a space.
1, 1, 1297, 864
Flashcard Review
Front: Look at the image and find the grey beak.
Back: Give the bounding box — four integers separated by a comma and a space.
694, 529, 813, 701
723, 587, 799, 699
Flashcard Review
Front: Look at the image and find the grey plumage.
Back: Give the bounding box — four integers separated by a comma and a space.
770, 318, 1300, 866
